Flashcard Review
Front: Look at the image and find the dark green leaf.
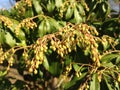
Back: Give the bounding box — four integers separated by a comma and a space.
49, 62, 62, 76
64, 72, 87, 89
103, 75, 113, 90
0, 30, 6, 44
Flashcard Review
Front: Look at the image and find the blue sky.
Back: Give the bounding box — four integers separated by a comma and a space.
0, 0, 15, 9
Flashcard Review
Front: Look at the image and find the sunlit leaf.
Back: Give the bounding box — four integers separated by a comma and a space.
5, 32, 16, 47
116, 56, 120, 64
33, 0, 43, 14
70, 7, 82, 24
73, 63, 80, 72
0, 70, 7, 78
55, 0, 63, 8
65, 6, 73, 20
38, 20, 45, 37
47, 0, 55, 13
76, 4, 85, 16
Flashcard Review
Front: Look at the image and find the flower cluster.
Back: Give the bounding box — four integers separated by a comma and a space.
27, 23, 101, 74
15, 18, 37, 35
1, 23, 114, 75
0, 15, 13, 29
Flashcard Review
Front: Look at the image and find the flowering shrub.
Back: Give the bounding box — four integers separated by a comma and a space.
0, 0, 120, 89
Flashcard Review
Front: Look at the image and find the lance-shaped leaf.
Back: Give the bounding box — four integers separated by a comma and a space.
90, 73, 100, 90
101, 54, 120, 63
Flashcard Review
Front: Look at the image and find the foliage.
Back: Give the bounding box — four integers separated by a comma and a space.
0, 0, 120, 90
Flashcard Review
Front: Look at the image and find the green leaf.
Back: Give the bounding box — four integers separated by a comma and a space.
70, 7, 82, 24
116, 56, 120, 64
115, 81, 120, 90
73, 63, 80, 72
0, 30, 6, 44
43, 56, 49, 71
76, 3, 85, 16
17, 40, 26, 46
0, 70, 7, 78
104, 75, 113, 90
102, 40, 109, 50
102, 3, 106, 13
64, 72, 87, 89
38, 20, 45, 37
55, 0, 63, 8
102, 62, 114, 67
47, 0, 55, 13
101, 54, 120, 63
48, 18, 60, 32
45, 19, 51, 33
90, 73, 100, 90
33, 0, 43, 14
17, 29, 26, 41
5, 32, 16, 47
39, 70, 43, 78
65, 6, 73, 20
58, 21, 66, 27
49, 62, 62, 76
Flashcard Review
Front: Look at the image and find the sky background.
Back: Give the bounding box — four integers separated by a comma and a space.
0, 0, 15, 9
